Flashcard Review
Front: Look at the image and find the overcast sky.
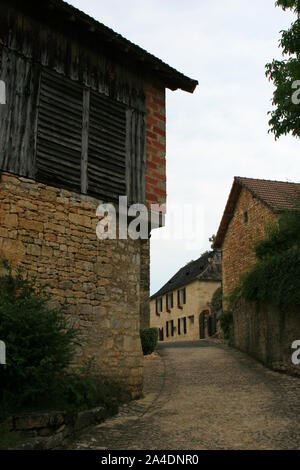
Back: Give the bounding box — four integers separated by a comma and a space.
69, 0, 299, 294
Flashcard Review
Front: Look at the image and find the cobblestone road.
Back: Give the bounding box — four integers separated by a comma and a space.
69, 340, 300, 450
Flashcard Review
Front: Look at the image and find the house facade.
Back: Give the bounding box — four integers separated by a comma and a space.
150, 252, 221, 342
214, 177, 300, 301
0, 0, 197, 396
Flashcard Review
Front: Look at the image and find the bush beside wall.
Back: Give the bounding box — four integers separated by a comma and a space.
140, 328, 158, 356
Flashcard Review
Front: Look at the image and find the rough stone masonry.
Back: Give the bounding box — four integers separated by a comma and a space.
0, 172, 145, 396
0, 83, 168, 398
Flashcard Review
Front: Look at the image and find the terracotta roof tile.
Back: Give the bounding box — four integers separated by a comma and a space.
235, 177, 300, 212
214, 177, 300, 248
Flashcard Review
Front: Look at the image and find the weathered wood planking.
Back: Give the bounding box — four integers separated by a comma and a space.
0, 1, 147, 204
0, 48, 40, 178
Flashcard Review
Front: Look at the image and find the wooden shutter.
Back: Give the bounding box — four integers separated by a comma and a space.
88, 91, 127, 202
36, 70, 83, 192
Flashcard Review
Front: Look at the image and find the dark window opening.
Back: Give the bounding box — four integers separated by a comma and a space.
183, 317, 187, 334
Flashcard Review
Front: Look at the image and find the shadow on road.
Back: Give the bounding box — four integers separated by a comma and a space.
157, 340, 212, 349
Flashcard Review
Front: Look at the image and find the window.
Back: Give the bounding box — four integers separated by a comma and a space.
171, 320, 174, 337
189, 315, 194, 325
155, 297, 163, 314
178, 318, 181, 335
177, 288, 186, 306
166, 292, 173, 311
183, 317, 187, 334
35, 69, 145, 203
244, 211, 248, 223
166, 321, 169, 338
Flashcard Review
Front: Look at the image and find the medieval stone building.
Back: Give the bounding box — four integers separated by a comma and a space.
214, 177, 300, 301
0, 0, 197, 396
150, 251, 221, 342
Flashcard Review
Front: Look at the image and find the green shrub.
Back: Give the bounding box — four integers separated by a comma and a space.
57, 358, 129, 413
218, 311, 233, 342
140, 328, 158, 355
0, 260, 79, 414
0, 260, 130, 422
210, 286, 222, 314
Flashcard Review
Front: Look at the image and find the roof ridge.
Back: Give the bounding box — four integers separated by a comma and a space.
234, 176, 300, 185
150, 250, 218, 299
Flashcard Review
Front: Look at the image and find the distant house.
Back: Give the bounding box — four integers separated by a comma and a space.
0, 0, 197, 397
214, 177, 300, 301
150, 251, 222, 342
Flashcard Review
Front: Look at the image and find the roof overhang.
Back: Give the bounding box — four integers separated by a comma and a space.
10, 0, 198, 93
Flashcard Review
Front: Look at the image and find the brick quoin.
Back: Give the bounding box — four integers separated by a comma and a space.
145, 83, 166, 210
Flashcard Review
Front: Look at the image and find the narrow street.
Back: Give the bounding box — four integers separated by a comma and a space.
70, 341, 300, 450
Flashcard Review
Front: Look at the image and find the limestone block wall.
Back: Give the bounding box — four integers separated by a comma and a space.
222, 187, 277, 299
150, 280, 220, 342
233, 297, 300, 376
0, 172, 145, 397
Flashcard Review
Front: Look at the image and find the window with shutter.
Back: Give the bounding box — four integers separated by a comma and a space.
36, 71, 83, 192
35, 69, 144, 204
88, 91, 127, 202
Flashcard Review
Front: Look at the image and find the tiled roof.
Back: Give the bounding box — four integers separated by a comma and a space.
151, 251, 222, 299
214, 177, 300, 248
235, 177, 300, 212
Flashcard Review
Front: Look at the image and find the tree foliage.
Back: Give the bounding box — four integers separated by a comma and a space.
265, 0, 300, 139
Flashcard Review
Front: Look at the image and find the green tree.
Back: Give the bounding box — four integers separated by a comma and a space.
265, 1, 300, 139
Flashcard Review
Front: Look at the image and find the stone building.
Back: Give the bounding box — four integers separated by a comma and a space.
214, 177, 300, 301
150, 252, 222, 342
0, 0, 198, 397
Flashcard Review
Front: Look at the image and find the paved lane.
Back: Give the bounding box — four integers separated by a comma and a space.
69, 340, 300, 450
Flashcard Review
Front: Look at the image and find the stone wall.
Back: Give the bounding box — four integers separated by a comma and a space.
233, 297, 300, 375
0, 172, 145, 397
150, 280, 220, 342
222, 187, 277, 299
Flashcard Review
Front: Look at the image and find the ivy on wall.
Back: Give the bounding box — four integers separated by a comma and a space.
231, 193, 300, 309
